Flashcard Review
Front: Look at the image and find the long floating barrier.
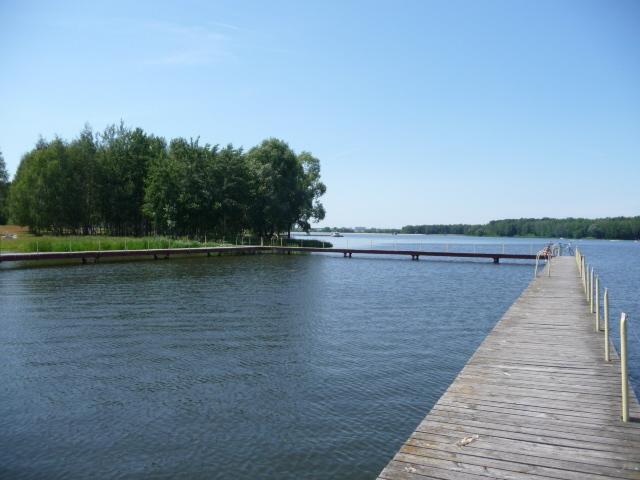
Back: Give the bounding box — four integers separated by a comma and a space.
0, 245, 547, 264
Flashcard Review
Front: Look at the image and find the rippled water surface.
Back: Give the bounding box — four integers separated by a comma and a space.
1, 235, 638, 479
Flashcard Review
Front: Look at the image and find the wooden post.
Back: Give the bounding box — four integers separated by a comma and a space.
547, 256, 551, 277
584, 265, 589, 303
620, 313, 629, 422
589, 267, 594, 313
604, 288, 610, 361
595, 276, 600, 332
576, 250, 580, 272
585, 265, 590, 302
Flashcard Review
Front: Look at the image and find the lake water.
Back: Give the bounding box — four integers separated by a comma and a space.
1, 234, 638, 479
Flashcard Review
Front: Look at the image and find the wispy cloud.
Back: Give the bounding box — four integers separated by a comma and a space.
208, 21, 242, 32
142, 20, 235, 66
50, 16, 239, 66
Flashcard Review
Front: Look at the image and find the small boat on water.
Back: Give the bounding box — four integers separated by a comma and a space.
331, 232, 343, 237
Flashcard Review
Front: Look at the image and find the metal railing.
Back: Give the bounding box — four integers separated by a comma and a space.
532, 241, 576, 278
575, 247, 632, 422
292, 238, 552, 255
534, 244, 553, 278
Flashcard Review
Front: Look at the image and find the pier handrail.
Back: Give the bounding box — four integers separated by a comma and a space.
575, 246, 634, 422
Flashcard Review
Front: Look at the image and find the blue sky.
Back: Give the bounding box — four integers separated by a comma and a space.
1, 0, 638, 227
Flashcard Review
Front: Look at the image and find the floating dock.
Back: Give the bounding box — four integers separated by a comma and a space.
0, 245, 545, 264
377, 256, 640, 479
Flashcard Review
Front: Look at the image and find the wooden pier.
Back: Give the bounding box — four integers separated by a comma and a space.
0, 245, 545, 264
378, 256, 640, 480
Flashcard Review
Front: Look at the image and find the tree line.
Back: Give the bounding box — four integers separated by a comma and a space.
402, 217, 640, 240
1, 124, 326, 237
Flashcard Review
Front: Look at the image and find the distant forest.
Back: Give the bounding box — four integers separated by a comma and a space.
1, 124, 326, 237
401, 217, 640, 240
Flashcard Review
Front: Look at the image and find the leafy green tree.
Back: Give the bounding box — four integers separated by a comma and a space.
0, 149, 9, 224
143, 144, 178, 235
247, 138, 303, 237
212, 144, 251, 237
67, 125, 99, 233
295, 151, 326, 232
246, 139, 326, 237
9, 138, 86, 233
168, 138, 218, 235
8, 125, 328, 239
95, 123, 165, 235
145, 138, 224, 237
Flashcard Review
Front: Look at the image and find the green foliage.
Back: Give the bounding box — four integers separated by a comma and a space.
296, 152, 326, 232
0, 149, 9, 224
8, 137, 88, 233
247, 138, 302, 236
8, 124, 326, 238
95, 123, 165, 235
143, 138, 253, 237
402, 217, 640, 240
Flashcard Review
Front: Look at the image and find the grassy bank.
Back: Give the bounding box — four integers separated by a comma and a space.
0, 226, 331, 254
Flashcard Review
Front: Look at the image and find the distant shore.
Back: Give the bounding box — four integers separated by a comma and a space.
307, 216, 640, 241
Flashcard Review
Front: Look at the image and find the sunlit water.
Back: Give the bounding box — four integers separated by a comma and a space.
1, 234, 638, 479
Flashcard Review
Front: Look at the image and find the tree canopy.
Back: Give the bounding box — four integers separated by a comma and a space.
402, 217, 640, 240
0, 149, 10, 224
7, 125, 326, 237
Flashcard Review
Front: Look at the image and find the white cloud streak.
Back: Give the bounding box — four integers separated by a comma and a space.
142, 20, 236, 66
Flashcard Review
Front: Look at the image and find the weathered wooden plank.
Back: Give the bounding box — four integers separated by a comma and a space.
382, 458, 555, 480
436, 395, 631, 423
392, 452, 625, 480
420, 414, 640, 449
414, 419, 640, 454
408, 431, 640, 467
398, 444, 639, 479
377, 257, 640, 480
429, 405, 640, 442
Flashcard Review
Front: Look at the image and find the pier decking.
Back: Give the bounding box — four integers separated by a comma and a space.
378, 256, 640, 480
